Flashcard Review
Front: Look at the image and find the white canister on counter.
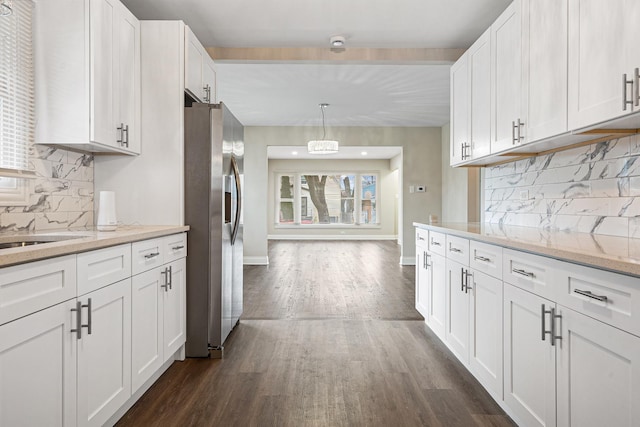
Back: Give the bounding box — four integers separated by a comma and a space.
97, 191, 118, 231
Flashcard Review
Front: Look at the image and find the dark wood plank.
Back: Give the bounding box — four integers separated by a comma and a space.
117, 241, 515, 427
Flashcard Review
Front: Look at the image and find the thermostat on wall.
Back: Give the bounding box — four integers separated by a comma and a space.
416, 185, 426, 193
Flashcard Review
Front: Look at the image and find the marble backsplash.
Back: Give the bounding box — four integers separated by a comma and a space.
484, 134, 640, 238
0, 144, 94, 232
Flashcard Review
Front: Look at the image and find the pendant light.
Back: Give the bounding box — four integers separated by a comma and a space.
0, 0, 12, 16
308, 103, 339, 155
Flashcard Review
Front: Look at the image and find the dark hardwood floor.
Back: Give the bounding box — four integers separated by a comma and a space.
117, 241, 515, 427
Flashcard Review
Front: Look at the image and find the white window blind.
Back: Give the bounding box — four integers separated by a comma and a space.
0, 0, 34, 175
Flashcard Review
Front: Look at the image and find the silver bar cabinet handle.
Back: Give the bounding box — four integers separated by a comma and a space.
426, 254, 431, 269
172, 245, 185, 251
168, 266, 173, 290
512, 268, 534, 278
551, 307, 562, 346
474, 255, 491, 262
464, 271, 473, 293
517, 118, 525, 142
144, 252, 160, 259
123, 124, 129, 147
116, 123, 124, 144
574, 289, 608, 302
461, 267, 465, 292
623, 73, 634, 111
541, 304, 552, 342
450, 247, 462, 253
431, 238, 441, 246
81, 298, 92, 335
161, 268, 169, 292
71, 300, 82, 340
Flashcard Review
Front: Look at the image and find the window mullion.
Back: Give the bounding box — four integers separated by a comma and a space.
294, 173, 301, 225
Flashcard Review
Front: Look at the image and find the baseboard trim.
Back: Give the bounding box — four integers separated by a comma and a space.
400, 256, 416, 266
244, 256, 269, 265
268, 234, 398, 241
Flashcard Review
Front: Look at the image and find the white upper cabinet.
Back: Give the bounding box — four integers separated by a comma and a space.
490, 0, 523, 154
450, 53, 470, 165
35, 0, 141, 154
568, 0, 639, 129
469, 29, 492, 159
522, 0, 568, 142
185, 26, 216, 103
450, 29, 491, 166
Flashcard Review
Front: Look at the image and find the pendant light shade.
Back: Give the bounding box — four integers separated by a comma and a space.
308, 103, 339, 155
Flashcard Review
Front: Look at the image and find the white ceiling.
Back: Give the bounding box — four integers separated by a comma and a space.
268, 146, 402, 160
122, 0, 511, 127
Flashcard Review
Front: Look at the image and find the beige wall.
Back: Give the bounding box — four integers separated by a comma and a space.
268, 159, 397, 238
244, 126, 442, 265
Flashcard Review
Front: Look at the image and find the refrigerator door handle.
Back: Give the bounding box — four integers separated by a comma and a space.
231, 156, 242, 246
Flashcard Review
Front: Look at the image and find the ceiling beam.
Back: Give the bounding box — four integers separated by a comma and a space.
206, 47, 465, 64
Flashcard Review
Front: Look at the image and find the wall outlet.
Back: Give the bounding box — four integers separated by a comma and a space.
416, 185, 426, 193
520, 190, 528, 200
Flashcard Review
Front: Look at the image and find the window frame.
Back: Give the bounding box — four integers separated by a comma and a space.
275, 170, 380, 228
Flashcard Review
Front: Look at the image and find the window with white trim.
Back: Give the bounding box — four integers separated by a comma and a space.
0, 0, 35, 205
276, 172, 379, 226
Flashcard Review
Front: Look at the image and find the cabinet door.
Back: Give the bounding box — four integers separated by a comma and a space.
490, 0, 523, 153
203, 57, 216, 103
77, 279, 131, 427
428, 253, 447, 340
163, 258, 186, 359
0, 300, 77, 427
469, 29, 491, 159
115, 2, 141, 154
450, 53, 470, 165
445, 259, 470, 364
568, 0, 630, 128
415, 249, 429, 317
504, 284, 556, 427
185, 26, 204, 102
469, 270, 503, 399
557, 307, 640, 427
90, 0, 117, 147
131, 268, 163, 393
522, 0, 568, 142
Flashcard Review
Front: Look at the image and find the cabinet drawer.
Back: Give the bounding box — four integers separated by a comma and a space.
132, 238, 165, 275
470, 241, 503, 280
556, 262, 640, 337
416, 228, 428, 248
77, 244, 132, 296
0, 255, 77, 325
428, 231, 446, 256
164, 233, 187, 263
503, 249, 557, 301
446, 235, 469, 266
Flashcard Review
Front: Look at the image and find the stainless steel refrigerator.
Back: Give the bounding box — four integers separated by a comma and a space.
184, 101, 244, 358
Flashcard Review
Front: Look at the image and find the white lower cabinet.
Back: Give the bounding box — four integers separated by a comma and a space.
415, 244, 429, 317
0, 300, 77, 427
427, 252, 447, 340
557, 306, 640, 427
417, 227, 640, 427
445, 258, 470, 364
0, 232, 187, 426
469, 270, 503, 399
504, 283, 556, 427
131, 256, 186, 393
77, 278, 132, 427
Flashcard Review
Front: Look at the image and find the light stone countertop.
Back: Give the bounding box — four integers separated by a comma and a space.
0, 225, 190, 268
414, 221, 640, 278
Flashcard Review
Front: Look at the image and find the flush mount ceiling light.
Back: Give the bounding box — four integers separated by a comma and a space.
330, 35, 345, 48
0, 0, 13, 16
308, 103, 339, 155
